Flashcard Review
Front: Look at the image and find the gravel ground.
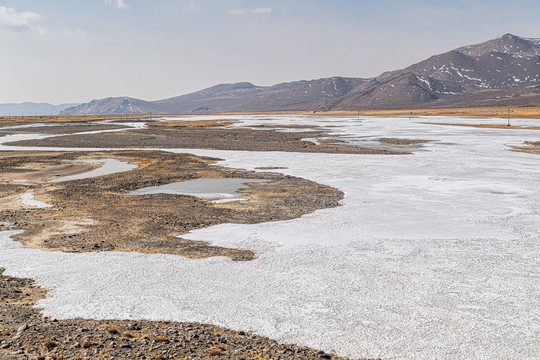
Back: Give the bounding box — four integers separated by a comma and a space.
7, 126, 407, 154
0, 269, 361, 360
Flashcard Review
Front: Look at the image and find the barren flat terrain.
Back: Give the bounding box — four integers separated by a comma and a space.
0, 117, 367, 359
0, 113, 539, 359
6, 125, 405, 154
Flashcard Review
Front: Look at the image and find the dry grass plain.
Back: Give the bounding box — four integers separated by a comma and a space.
304, 106, 540, 119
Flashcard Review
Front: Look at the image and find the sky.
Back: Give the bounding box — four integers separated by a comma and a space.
1, 0, 540, 104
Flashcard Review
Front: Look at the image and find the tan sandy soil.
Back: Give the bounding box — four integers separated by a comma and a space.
0, 150, 343, 260
0, 269, 358, 360
301, 107, 540, 119
202, 107, 540, 119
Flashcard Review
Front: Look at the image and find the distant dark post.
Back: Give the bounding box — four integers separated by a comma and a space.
507, 108, 511, 126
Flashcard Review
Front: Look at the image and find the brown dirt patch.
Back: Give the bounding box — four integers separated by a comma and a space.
0, 150, 343, 261
512, 141, 540, 155
7, 126, 407, 155
0, 269, 355, 360
378, 138, 432, 146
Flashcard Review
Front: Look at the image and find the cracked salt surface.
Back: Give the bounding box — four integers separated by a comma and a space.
1, 116, 540, 359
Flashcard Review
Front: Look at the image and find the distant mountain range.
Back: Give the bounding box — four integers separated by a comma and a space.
324, 33, 540, 110
0, 102, 79, 116
57, 34, 540, 115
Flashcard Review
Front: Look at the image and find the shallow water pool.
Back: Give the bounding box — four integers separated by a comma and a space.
51, 159, 137, 183
127, 177, 267, 200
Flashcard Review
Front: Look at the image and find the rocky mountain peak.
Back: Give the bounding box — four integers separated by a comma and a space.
457, 33, 540, 57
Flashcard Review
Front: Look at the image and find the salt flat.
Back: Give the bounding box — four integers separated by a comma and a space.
1, 116, 539, 359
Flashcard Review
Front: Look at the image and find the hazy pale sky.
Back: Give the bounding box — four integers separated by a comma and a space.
2, 0, 539, 104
